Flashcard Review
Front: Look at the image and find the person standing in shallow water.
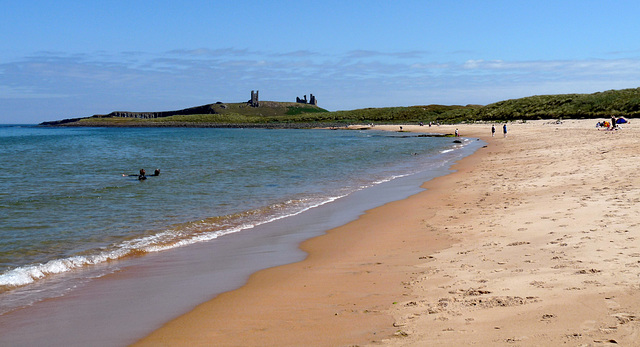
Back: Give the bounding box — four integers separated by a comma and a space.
503, 124, 508, 137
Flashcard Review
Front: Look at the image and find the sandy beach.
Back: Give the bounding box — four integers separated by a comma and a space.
135, 120, 640, 346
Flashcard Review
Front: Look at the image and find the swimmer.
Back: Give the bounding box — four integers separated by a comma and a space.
123, 168, 159, 180
123, 168, 147, 179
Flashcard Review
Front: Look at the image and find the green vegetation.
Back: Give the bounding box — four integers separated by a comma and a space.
285, 105, 329, 116
324, 87, 640, 124
43, 87, 640, 127
470, 88, 640, 121
325, 105, 477, 124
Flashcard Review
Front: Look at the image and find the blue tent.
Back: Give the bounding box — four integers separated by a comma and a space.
616, 117, 628, 124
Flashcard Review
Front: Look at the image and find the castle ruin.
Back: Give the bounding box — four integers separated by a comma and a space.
249, 90, 259, 107
296, 94, 317, 106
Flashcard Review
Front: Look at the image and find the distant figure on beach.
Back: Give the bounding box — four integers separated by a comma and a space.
611, 116, 617, 130
399, 126, 403, 131
455, 128, 459, 137
503, 124, 508, 137
491, 125, 496, 137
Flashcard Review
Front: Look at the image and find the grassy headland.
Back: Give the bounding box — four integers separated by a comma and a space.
41, 87, 640, 127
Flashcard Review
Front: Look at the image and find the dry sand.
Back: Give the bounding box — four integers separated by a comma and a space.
135, 120, 640, 346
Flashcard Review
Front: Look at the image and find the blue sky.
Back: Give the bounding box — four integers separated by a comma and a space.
2, 1, 640, 124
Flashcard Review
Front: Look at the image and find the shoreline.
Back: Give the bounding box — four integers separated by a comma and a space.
136, 120, 640, 346
0, 127, 474, 346
133, 126, 489, 346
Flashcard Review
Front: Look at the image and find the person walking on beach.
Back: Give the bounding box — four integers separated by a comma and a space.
491, 125, 496, 137
455, 128, 459, 137
503, 124, 507, 137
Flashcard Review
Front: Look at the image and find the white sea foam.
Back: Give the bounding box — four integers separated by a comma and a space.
0, 250, 128, 287
0, 193, 351, 289
0, 181, 402, 289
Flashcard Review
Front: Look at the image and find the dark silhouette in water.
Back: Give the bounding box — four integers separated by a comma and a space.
123, 168, 159, 180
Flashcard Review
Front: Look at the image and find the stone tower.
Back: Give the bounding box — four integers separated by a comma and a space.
250, 90, 259, 107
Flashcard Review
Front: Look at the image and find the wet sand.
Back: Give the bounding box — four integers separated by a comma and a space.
136, 120, 640, 346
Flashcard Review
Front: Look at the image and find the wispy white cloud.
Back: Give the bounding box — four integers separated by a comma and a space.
272, 50, 321, 58
0, 85, 69, 99
461, 58, 640, 75
167, 48, 262, 57
346, 50, 429, 60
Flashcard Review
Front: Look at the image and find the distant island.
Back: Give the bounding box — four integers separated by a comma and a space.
41, 88, 640, 127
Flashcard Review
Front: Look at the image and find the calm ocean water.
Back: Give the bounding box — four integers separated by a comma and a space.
0, 124, 481, 345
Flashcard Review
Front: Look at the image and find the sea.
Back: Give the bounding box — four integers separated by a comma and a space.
0, 124, 483, 346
